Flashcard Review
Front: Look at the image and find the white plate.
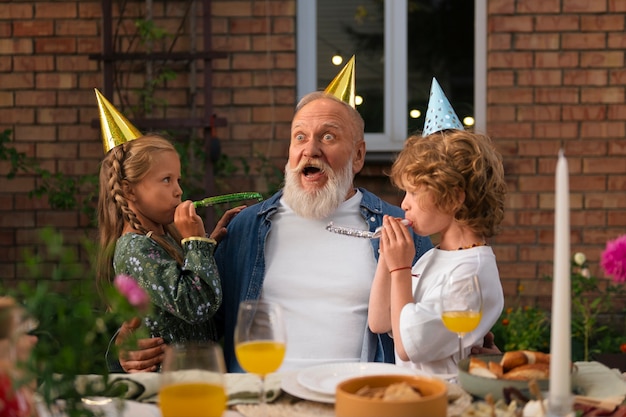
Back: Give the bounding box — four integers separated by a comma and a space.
280, 370, 336, 404
296, 362, 426, 396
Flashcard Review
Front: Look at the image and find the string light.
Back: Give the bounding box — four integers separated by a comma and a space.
355, 95, 363, 106
409, 109, 421, 119
463, 116, 475, 127
331, 53, 343, 66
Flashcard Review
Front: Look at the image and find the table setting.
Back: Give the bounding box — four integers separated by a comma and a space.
33, 357, 625, 417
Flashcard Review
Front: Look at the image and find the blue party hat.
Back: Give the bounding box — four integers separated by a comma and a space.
422, 78, 464, 136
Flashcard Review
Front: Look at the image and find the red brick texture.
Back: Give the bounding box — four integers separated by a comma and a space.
489, 0, 626, 307
1, 1, 625, 313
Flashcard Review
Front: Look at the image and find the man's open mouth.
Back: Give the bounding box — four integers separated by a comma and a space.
303, 166, 322, 177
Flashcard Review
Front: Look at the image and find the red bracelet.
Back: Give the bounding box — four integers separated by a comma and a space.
389, 266, 412, 274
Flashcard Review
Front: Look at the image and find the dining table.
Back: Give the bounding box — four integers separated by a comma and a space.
35, 360, 626, 417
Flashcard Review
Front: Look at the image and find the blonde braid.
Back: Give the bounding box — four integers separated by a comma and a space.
109, 146, 149, 236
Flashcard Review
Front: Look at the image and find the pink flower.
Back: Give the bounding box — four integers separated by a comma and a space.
600, 235, 626, 283
113, 274, 150, 312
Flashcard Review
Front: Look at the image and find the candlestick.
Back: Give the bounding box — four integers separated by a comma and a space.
548, 150, 573, 416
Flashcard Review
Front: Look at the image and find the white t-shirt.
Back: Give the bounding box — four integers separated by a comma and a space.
396, 246, 503, 375
262, 191, 377, 370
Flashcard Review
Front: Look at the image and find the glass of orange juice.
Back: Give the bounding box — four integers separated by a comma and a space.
440, 273, 483, 361
159, 342, 227, 417
234, 300, 286, 407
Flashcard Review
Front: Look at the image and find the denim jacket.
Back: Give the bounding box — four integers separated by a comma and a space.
214, 188, 433, 372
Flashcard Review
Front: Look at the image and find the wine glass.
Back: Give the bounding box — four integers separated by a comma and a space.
159, 341, 227, 417
234, 300, 286, 407
440, 273, 483, 361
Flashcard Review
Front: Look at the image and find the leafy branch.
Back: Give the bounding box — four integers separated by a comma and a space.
1, 228, 127, 417
0, 129, 98, 223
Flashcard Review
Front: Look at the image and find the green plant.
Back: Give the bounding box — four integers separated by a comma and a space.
594, 330, 626, 355
491, 284, 550, 352
494, 253, 626, 361
569, 252, 625, 361
1, 228, 136, 417
0, 129, 98, 223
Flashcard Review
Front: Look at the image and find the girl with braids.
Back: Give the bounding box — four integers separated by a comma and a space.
96, 134, 244, 351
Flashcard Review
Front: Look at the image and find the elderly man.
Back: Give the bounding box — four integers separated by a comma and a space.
214, 90, 433, 372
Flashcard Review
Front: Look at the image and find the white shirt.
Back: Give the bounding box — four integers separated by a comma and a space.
262, 191, 377, 370
396, 246, 503, 374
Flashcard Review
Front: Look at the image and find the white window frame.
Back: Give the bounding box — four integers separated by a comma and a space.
297, 0, 487, 152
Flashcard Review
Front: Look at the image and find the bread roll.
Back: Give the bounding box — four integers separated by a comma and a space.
500, 350, 551, 370
525, 351, 550, 364
488, 361, 504, 378
502, 363, 549, 380
468, 356, 496, 379
469, 366, 498, 379
469, 357, 488, 371
500, 351, 528, 371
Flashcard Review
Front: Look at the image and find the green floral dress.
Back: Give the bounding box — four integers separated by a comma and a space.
113, 233, 220, 343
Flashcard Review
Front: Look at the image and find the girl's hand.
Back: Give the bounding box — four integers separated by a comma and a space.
174, 200, 206, 238
209, 205, 246, 242
380, 215, 415, 272
117, 318, 165, 373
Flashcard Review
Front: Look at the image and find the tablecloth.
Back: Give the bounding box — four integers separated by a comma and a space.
35, 361, 626, 417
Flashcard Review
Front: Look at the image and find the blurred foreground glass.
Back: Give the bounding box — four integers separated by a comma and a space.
159, 342, 227, 417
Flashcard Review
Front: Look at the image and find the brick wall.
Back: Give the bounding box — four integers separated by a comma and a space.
0, 1, 104, 284
1, 0, 625, 312
488, 0, 626, 308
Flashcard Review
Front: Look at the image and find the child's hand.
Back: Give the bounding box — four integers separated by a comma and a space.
117, 318, 165, 373
174, 200, 206, 238
209, 205, 246, 242
380, 215, 415, 272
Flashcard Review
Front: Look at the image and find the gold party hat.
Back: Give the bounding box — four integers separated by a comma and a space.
95, 88, 142, 153
324, 55, 355, 108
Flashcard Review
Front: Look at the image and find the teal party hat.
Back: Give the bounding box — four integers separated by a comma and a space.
422, 78, 464, 136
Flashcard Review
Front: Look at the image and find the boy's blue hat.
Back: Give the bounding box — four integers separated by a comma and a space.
422, 77, 464, 136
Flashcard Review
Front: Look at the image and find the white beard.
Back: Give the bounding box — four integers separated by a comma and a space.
282, 160, 354, 220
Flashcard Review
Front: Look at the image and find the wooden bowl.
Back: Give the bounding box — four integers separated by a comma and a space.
335, 374, 448, 417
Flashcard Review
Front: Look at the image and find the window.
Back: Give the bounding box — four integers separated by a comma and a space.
297, 0, 486, 153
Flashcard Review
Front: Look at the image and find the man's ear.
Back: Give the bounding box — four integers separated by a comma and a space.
352, 140, 366, 174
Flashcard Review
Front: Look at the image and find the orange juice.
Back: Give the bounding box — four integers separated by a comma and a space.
441, 311, 482, 333
159, 382, 226, 417
235, 340, 286, 376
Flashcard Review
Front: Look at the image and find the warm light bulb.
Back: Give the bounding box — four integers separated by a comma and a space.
332, 54, 343, 66
409, 109, 421, 119
355, 95, 363, 106
463, 116, 475, 126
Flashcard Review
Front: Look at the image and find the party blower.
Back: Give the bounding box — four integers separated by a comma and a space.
193, 192, 263, 208
326, 219, 412, 239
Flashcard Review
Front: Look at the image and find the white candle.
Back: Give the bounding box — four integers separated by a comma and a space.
548, 150, 573, 416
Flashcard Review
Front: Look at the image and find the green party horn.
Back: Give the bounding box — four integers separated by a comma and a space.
193, 192, 263, 208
